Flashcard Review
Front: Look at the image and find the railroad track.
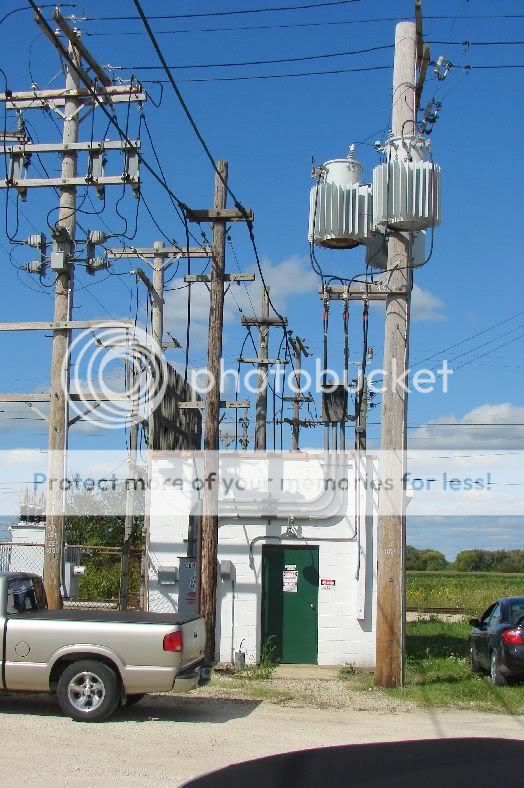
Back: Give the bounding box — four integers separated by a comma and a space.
406, 606, 467, 614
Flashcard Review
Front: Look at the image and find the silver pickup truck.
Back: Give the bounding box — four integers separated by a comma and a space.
0, 572, 207, 721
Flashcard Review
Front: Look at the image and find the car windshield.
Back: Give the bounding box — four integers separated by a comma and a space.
508, 602, 524, 626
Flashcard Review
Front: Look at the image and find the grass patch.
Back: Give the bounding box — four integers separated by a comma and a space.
386, 619, 524, 714
239, 637, 278, 681
339, 663, 357, 680
407, 571, 524, 613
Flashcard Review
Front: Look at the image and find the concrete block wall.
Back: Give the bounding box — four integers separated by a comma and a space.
148, 453, 377, 667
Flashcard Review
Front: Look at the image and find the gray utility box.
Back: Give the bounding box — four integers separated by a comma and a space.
178, 557, 199, 617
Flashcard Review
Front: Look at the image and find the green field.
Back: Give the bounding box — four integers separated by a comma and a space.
342, 619, 524, 713
407, 571, 524, 614
389, 620, 524, 713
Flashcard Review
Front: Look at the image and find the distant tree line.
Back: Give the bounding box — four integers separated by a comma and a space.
407, 546, 524, 573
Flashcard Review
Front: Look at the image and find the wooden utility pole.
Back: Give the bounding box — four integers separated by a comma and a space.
375, 20, 417, 688
255, 287, 269, 450
200, 160, 228, 662
44, 39, 80, 609
151, 241, 165, 350
240, 289, 287, 451
289, 336, 310, 451
356, 372, 367, 452
120, 357, 139, 610
118, 241, 165, 610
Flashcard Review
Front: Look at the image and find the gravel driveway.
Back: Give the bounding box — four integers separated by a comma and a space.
0, 691, 523, 786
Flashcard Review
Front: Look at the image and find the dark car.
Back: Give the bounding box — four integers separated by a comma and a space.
469, 596, 524, 685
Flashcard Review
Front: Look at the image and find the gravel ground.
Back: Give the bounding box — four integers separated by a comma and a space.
0, 689, 523, 786
195, 673, 413, 713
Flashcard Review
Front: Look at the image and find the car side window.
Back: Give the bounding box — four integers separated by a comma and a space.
6, 577, 42, 615
485, 603, 501, 627
480, 603, 496, 626
509, 603, 524, 625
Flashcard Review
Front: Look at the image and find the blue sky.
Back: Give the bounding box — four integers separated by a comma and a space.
0, 0, 523, 555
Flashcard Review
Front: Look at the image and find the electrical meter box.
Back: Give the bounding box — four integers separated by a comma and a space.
178, 557, 199, 617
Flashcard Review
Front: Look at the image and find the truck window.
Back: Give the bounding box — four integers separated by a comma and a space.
7, 577, 46, 614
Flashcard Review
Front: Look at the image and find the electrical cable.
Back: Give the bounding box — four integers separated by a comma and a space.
131, 0, 295, 342
142, 65, 391, 84
119, 44, 394, 71
412, 311, 524, 368
86, 1, 365, 22
27, 1, 192, 223
83, 14, 524, 37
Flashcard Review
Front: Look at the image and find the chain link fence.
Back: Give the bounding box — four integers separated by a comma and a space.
0, 542, 143, 610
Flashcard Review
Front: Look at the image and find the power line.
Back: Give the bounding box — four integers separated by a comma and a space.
27, 1, 192, 219
144, 65, 390, 83
118, 44, 394, 71
412, 311, 524, 367
84, 1, 364, 22
131, 0, 291, 337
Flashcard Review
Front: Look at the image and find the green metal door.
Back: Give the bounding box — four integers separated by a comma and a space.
262, 545, 319, 664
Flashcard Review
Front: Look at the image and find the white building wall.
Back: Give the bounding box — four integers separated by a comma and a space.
148, 453, 377, 667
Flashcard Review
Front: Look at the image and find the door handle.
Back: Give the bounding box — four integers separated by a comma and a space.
310, 603, 315, 609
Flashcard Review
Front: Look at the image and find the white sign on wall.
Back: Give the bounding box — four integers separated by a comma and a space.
283, 565, 298, 593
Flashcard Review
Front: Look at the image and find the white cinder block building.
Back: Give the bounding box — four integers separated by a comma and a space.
148, 452, 377, 667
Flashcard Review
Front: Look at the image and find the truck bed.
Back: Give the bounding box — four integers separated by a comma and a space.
11, 609, 200, 625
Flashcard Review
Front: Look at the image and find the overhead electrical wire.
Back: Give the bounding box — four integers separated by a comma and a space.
118, 44, 394, 71
145, 65, 391, 83
412, 310, 524, 367
84, 1, 365, 22
131, 0, 295, 353
26, 1, 192, 221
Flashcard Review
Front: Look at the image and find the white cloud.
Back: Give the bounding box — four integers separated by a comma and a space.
409, 402, 524, 449
371, 284, 445, 321
163, 255, 317, 358
411, 284, 445, 321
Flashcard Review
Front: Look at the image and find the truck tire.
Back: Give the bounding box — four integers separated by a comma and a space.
125, 694, 146, 707
56, 660, 120, 722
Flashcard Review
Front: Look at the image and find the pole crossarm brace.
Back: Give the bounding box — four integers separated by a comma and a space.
0, 320, 134, 331
289, 336, 311, 357
179, 400, 250, 410
241, 316, 288, 327
415, 0, 424, 68
52, 9, 112, 87
318, 283, 408, 302
282, 395, 313, 403
184, 273, 255, 283
106, 246, 212, 259
185, 208, 254, 223
238, 357, 284, 365
416, 44, 431, 113
0, 84, 146, 111
130, 269, 163, 306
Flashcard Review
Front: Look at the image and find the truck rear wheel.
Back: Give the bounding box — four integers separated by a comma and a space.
56, 660, 120, 722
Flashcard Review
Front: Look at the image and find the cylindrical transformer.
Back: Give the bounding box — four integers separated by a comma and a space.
372, 135, 441, 232
308, 148, 372, 249
365, 229, 427, 270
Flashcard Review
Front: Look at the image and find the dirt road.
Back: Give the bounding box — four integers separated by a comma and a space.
0, 692, 522, 786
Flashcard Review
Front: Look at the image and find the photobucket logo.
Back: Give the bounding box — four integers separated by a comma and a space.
188, 358, 453, 397
65, 324, 168, 430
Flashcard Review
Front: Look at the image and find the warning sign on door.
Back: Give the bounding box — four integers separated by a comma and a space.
320, 578, 336, 590
283, 566, 298, 593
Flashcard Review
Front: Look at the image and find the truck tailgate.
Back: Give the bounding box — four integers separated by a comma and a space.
179, 617, 206, 668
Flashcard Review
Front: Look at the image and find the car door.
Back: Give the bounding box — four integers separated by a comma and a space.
475, 603, 501, 668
